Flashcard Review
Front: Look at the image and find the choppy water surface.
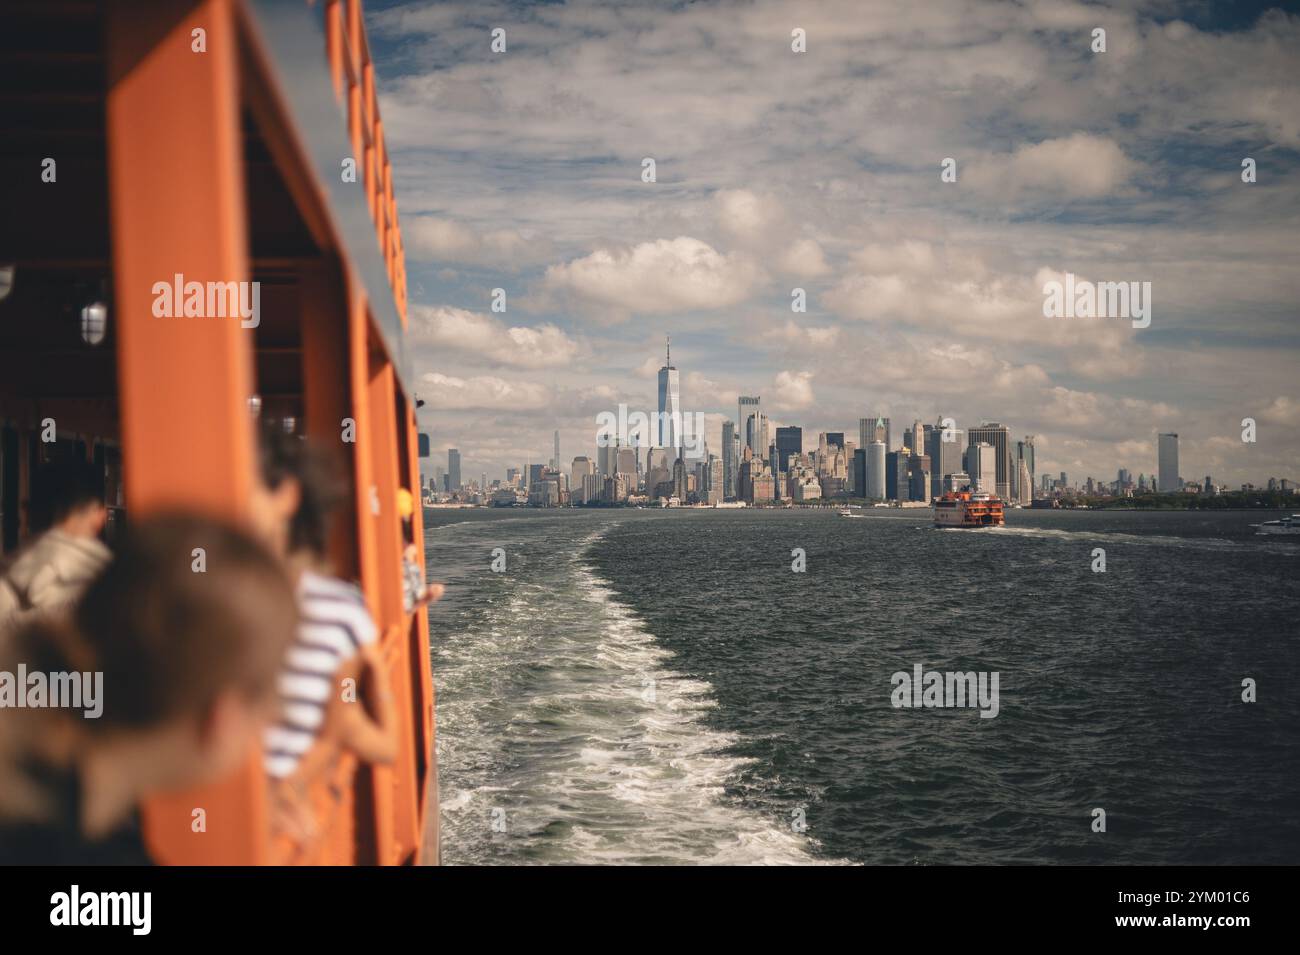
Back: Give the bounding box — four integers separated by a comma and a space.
424, 507, 1300, 864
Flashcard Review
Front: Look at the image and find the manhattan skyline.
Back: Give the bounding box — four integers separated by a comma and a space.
362, 0, 1300, 487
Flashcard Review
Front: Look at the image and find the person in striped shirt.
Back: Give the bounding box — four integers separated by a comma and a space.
264, 568, 388, 781
251, 429, 440, 843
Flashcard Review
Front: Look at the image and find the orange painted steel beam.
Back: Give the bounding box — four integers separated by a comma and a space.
106, 0, 266, 865
347, 0, 362, 81
326, 0, 344, 102
344, 290, 394, 863
368, 362, 420, 862
364, 356, 418, 863
401, 399, 436, 864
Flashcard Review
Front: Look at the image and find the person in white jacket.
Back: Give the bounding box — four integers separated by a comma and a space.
0, 459, 111, 634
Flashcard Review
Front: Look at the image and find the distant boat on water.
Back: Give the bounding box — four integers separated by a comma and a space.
933, 488, 1006, 528
1251, 514, 1300, 536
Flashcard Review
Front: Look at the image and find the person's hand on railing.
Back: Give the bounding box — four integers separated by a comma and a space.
401, 543, 444, 612
336, 644, 399, 765
270, 777, 317, 847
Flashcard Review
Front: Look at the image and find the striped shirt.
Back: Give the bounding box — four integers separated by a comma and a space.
264, 570, 377, 779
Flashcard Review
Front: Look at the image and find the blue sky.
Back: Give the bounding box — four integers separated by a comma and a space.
363, 0, 1300, 486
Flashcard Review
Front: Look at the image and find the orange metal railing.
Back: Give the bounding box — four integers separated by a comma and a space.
325, 0, 407, 325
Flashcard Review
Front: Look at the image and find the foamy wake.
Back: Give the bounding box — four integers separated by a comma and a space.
438, 524, 843, 865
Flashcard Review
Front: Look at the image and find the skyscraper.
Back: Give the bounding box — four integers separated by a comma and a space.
738, 396, 761, 450
616, 446, 639, 487
571, 456, 595, 496
926, 419, 965, 500
706, 455, 723, 505
746, 411, 769, 457
657, 336, 682, 460
909, 453, 931, 502
967, 422, 1012, 499
909, 419, 924, 454
964, 442, 995, 493
859, 416, 890, 452
1015, 436, 1036, 501
1158, 433, 1179, 491
722, 420, 738, 500
775, 427, 802, 472
552, 430, 560, 470
597, 440, 617, 478
448, 448, 461, 491
672, 456, 687, 501
885, 450, 909, 501
866, 441, 886, 499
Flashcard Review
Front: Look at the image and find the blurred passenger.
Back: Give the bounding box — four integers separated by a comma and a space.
0, 513, 296, 864
0, 459, 111, 633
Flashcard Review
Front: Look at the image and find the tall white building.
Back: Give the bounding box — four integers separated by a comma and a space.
965, 442, 996, 493
927, 420, 965, 499
1158, 433, 1179, 491
657, 336, 682, 460
967, 422, 1012, 499
866, 441, 886, 499
571, 456, 595, 498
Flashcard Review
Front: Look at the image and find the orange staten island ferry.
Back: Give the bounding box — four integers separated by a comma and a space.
1, 0, 436, 864
933, 488, 1006, 528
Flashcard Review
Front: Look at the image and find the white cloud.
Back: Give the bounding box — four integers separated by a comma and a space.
823, 248, 1147, 377
419, 372, 550, 410
771, 370, 815, 411
406, 216, 544, 266
964, 133, 1139, 200
543, 237, 762, 318
1258, 396, 1297, 425
715, 189, 783, 238
410, 305, 580, 368
763, 320, 840, 348
778, 238, 831, 277
683, 371, 735, 409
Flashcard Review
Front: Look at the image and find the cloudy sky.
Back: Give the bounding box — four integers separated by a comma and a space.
364, 0, 1300, 487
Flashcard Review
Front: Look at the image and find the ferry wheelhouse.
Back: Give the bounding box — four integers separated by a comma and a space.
0, 0, 436, 864
933, 488, 1006, 528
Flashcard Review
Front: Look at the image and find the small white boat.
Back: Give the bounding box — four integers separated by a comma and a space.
838, 508, 865, 518
1252, 514, 1300, 536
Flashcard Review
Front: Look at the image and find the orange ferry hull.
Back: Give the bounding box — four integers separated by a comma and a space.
933, 490, 1006, 527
